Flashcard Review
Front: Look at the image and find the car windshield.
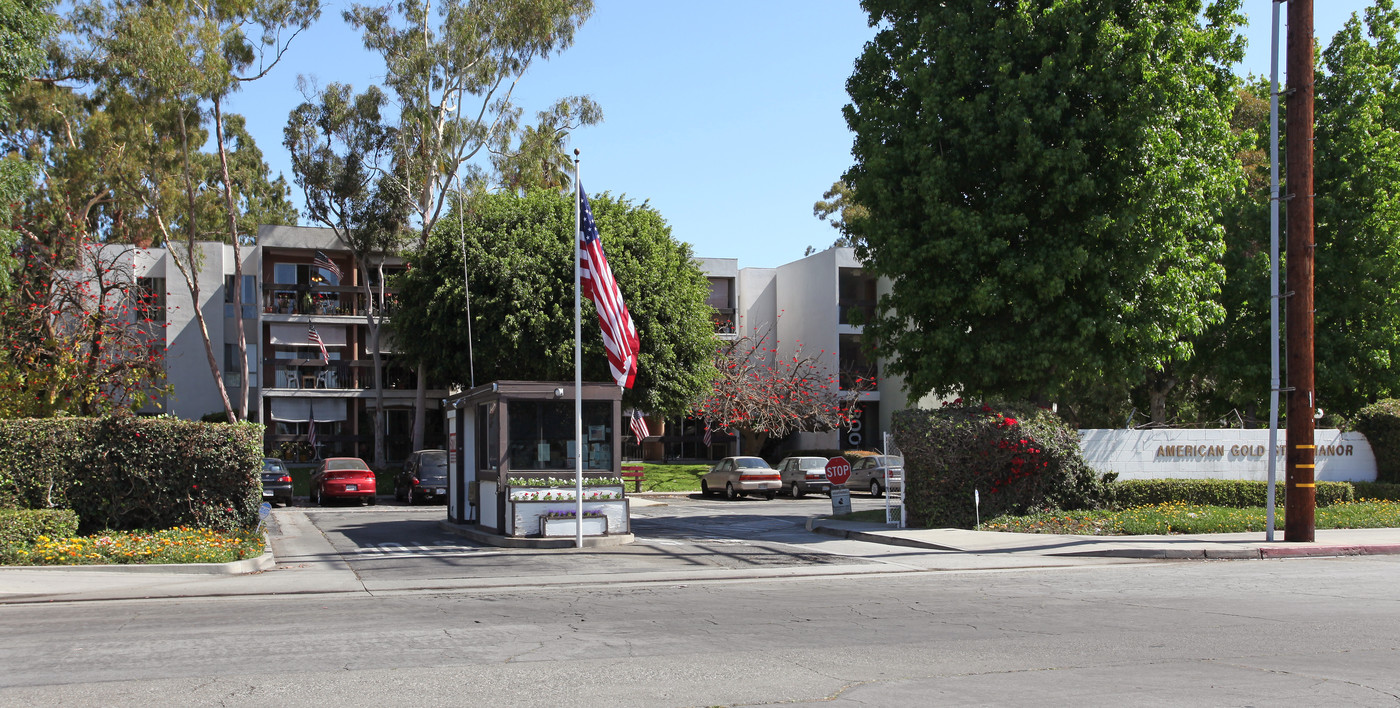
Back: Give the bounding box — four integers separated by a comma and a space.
325, 458, 369, 471
420, 452, 447, 475
734, 457, 770, 469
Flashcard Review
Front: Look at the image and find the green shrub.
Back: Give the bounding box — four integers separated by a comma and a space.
894, 400, 1112, 529
1109, 478, 1353, 508
1353, 481, 1400, 501
0, 417, 264, 533
1355, 399, 1400, 483
0, 508, 79, 547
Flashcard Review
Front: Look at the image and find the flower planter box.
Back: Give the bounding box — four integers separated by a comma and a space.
541, 515, 608, 537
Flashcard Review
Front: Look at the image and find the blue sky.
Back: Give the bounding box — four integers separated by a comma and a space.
225, 1, 1371, 269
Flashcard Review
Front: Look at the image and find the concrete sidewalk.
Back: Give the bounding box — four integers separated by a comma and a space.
2, 506, 1398, 605
808, 518, 1400, 560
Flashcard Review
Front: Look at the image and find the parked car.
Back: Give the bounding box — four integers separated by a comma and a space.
700, 456, 782, 500
397, 449, 449, 505
261, 457, 294, 507
777, 456, 833, 498
310, 457, 377, 506
847, 455, 904, 497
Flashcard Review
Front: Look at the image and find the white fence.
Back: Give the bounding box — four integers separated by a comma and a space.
1079, 428, 1376, 483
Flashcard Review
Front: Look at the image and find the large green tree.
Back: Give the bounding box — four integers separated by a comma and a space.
843, 0, 1245, 405
1311, 0, 1400, 417
0, 0, 55, 293
391, 189, 715, 416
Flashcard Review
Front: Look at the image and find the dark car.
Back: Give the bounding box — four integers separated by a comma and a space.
261, 457, 294, 507
310, 457, 377, 506
396, 449, 449, 505
777, 456, 833, 498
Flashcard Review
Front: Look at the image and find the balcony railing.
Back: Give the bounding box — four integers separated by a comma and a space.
263, 360, 418, 391
262, 284, 397, 318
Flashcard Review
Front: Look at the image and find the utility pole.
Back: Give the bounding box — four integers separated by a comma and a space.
1285, 0, 1316, 542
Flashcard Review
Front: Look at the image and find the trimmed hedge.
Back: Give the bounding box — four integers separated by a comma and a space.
0, 417, 264, 533
1109, 479, 1354, 509
1355, 399, 1400, 483
1353, 481, 1400, 501
0, 508, 79, 547
894, 401, 1112, 529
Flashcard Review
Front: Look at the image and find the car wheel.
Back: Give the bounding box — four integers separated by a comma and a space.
870, 479, 884, 498
308, 486, 317, 505
367, 495, 377, 506
764, 491, 776, 500
700, 480, 711, 497
791, 483, 805, 499
394, 485, 404, 502
725, 482, 738, 500
319, 490, 331, 507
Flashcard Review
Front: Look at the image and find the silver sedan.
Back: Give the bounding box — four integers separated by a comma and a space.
699, 456, 782, 500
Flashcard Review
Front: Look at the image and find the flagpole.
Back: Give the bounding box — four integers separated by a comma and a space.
573, 150, 584, 549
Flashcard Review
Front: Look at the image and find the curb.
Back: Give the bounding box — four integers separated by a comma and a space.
0, 549, 276, 575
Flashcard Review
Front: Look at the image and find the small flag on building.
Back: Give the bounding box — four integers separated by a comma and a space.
308, 325, 328, 362
578, 184, 641, 388
703, 418, 713, 448
313, 250, 342, 283
630, 410, 650, 445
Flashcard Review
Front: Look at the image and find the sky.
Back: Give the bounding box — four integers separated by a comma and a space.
223, 1, 1374, 269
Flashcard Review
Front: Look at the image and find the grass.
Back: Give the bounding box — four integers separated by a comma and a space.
628, 463, 713, 492
0, 527, 266, 566
984, 499, 1400, 535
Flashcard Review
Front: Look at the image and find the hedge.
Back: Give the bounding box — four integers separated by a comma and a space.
0, 508, 79, 547
1353, 481, 1400, 501
0, 417, 264, 533
894, 401, 1112, 529
1109, 478, 1354, 509
1354, 399, 1400, 483
768, 449, 878, 466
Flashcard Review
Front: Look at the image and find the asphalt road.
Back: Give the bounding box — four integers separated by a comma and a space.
2, 552, 1397, 707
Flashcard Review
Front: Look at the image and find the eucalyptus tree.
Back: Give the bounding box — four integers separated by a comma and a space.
339, 0, 599, 450
0, 0, 55, 292
842, 0, 1246, 411
65, 0, 315, 422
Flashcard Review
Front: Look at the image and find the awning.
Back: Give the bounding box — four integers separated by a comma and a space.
268, 323, 346, 347
268, 397, 349, 422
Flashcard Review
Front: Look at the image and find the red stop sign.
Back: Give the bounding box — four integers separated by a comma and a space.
824, 456, 851, 486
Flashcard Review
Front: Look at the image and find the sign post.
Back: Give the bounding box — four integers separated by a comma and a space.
826, 456, 852, 516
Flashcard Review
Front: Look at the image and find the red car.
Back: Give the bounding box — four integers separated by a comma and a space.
310, 457, 378, 506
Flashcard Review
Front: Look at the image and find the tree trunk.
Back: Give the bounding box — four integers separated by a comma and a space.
412, 360, 426, 452
172, 107, 236, 423
1147, 369, 1178, 425
213, 98, 250, 421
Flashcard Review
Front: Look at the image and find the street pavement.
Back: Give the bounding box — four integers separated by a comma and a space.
1, 493, 1398, 605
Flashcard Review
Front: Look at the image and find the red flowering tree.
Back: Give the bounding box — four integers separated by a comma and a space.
690, 322, 875, 455
0, 224, 169, 417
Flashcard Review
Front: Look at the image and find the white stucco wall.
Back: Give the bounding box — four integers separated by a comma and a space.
1080, 428, 1377, 482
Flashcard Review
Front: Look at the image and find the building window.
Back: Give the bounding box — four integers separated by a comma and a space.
838, 267, 877, 325
136, 277, 165, 323
707, 277, 735, 334
507, 400, 611, 470
839, 333, 877, 390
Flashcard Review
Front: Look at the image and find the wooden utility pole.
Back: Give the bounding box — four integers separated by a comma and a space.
1285, 0, 1316, 542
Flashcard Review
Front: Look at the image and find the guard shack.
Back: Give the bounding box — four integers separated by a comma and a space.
443, 381, 630, 538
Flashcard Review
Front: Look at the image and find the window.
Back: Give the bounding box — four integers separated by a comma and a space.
136, 277, 165, 322
477, 402, 499, 470
507, 400, 611, 470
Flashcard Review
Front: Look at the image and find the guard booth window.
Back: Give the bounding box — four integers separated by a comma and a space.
507, 401, 612, 470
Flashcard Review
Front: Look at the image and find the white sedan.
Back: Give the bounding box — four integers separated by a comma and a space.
699, 456, 782, 500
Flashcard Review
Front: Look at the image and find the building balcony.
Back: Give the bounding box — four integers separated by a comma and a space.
261, 284, 397, 319
263, 361, 418, 392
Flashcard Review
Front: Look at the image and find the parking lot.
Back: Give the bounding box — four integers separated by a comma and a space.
297, 493, 902, 582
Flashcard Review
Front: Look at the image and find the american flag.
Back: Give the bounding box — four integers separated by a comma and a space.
630, 410, 650, 445
578, 184, 641, 388
313, 250, 342, 283
308, 325, 328, 361
703, 418, 713, 448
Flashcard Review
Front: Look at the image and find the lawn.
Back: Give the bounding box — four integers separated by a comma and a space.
626, 463, 713, 493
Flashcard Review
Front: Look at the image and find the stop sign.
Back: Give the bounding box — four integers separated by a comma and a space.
824, 456, 851, 486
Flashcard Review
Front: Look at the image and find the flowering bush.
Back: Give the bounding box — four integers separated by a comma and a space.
510, 489, 621, 502
0, 526, 264, 566
894, 400, 1113, 528
507, 476, 623, 488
